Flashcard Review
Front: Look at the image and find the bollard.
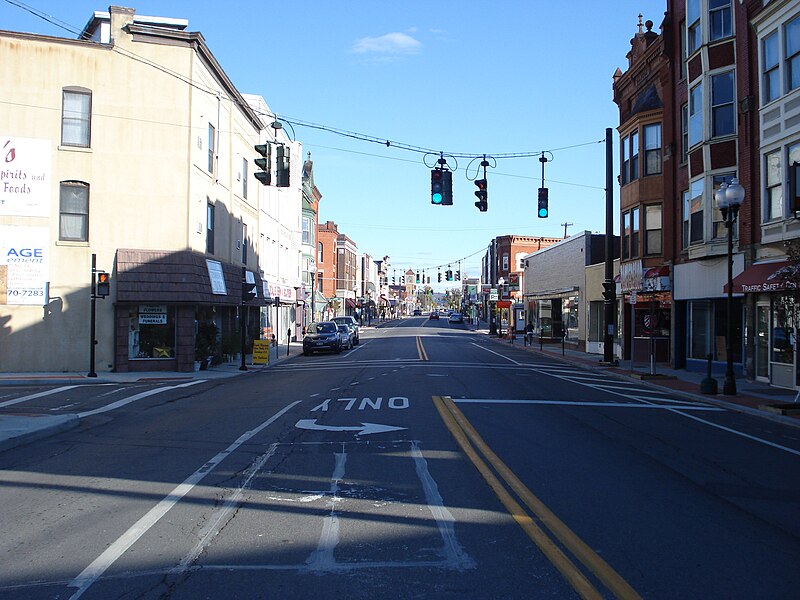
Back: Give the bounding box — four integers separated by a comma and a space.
700, 353, 718, 395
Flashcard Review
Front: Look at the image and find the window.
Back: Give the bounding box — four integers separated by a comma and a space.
61, 88, 91, 147
622, 211, 631, 259
128, 306, 176, 359
689, 83, 703, 147
688, 179, 704, 244
687, 0, 701, 54
763, 32, 780, 103
643, 124, 662, 175
59, 181, 89, 241
242, 157, 248, 199
206, 202, 215, 254
681, 104, 689, 163
502, 254, 509, 271
621, 134, 630, 185
680, 19, 687, 80
765, 151, 783, 221
630, 131, 639, 182
711, 70, 735, 137
787, 16, 800, 92
682, 190, 691, 248
631, 207, 640, 258
712, 173, 735, 238
709, 0, 732, 42
242, 223, 248, 264
302, 217, 311, 245
207, 124, 215, 173
689, 301, 711, 359
318, 242, 323, 263
644, 204, 662, 255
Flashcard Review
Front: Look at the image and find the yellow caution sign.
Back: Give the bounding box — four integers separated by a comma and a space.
252, 339, 270, 365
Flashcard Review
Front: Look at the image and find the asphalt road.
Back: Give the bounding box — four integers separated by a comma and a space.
1, 316, 799, 599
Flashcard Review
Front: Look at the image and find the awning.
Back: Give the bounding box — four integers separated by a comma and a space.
345, 298, 357, 309
724, 260, 795, 293
644, 265, 670, 278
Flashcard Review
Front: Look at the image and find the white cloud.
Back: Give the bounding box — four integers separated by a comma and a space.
351, 32, 422, 55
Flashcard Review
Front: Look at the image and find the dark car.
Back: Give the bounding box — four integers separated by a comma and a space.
336, 323, 356, 350
331, 316, 360, 344
413, 308, 422, 316
429, 312, 439, 320
303, 321, 343, 355
448, 312, 464, 324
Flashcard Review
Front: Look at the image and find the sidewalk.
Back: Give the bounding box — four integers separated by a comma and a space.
0, 340, 306, 453
470, 320, 800, 428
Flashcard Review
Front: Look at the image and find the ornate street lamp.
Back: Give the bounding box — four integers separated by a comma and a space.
714, 178, 745, 395
309, 262, 317, 324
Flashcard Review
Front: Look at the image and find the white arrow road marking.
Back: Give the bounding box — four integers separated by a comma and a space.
295, 419, 406, 436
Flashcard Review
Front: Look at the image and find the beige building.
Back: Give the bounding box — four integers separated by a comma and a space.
0, 6, 302, 373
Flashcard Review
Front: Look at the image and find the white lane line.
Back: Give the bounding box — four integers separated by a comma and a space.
67, 401, 301, 599
452, 398, 723, 411
77, 380, 206, 418
0, 385, 79, 408
470, 343, 521, 365
410, 441, 474, 569
305, 451, 347, 571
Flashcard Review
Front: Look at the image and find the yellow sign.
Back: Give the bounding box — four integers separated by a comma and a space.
252, 340, 270, 365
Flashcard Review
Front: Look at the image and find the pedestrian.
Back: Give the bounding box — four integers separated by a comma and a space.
525, 322, 533, 346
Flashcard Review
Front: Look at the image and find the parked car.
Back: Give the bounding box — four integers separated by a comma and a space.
336, 323, 356, 349
413, 308, 422, 316
448, 312, 464, 324
332, 316, 360, 344
429, 312, 439, 320
303, 321, 343, 355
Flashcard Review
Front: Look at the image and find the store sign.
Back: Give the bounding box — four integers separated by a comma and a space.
508, 272, 520, 291
206, 259, 227, 295
139, 305, 167, 324
0, 225, 49, 305
0, 136, 51, 217
620, 259, 643, 293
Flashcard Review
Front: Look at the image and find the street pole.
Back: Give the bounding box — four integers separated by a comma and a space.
723, 210, 737, 395
603, 127, 617, 364
240, 266, 247, 371
88, 253, 97, 377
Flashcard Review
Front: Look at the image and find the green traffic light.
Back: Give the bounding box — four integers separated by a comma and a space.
538, 207, 548, 218
432, 192, 443, 204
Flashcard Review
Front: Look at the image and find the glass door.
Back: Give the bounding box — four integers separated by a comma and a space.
755, 303, 769, 381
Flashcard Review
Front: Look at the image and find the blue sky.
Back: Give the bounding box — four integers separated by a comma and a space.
1, 0, 666, 286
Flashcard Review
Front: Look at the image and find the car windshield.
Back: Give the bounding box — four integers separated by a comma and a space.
337, 325, 349, 332
315, 323, 337, 334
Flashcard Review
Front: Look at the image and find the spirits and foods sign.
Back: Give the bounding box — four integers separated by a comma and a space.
0, 225, 49, 305
0, 136, 51, 217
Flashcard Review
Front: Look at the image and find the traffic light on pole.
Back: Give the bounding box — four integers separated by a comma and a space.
96, 271, 110, 298
455, 271, 460, 281
602, 280, 615, 302
254, 143, 271, 185
431, 169, 452, 205
438, 272, 442, 283
537, 187, 549, 218
474, 179, 487, 212
416, 272, 420, 284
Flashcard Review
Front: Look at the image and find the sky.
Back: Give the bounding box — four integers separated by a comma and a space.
0, 0, 667, 288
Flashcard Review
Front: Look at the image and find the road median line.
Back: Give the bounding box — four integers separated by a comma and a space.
416, 336, 429, 361
434, 395, 642, 600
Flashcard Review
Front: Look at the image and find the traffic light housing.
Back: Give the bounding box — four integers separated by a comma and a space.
474, 179, 488, 212
602, 280, 615, 302
538, 187, 549, 218
276, 145, 290, 187
96, 271, 110, 297
416, 272, 420, 284
431, 168, 453, 205
455, 271, 460, 281
438, 272, 442, 283
254, 143, 271, 185
242, 268, 257, 302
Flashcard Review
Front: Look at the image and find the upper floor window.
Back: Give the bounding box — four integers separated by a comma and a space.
318, 242, 323, 263
687, 0, 702, 54
59, 181, 89, 241
681, 104, 689, 163
206, 201, 215, 254
302, 216, 311, 245
709, 0, 732, 42
621, 134, 630, 185
644, 204, 663, 256
712, 172, 736, 238
241, 222, 248, 264
207, 124, 215, 173
643, 124, 662, 175
764, 32, 780, 103
689, 83, 703, 147
711, 70, 735, 137
242, 157, 248, 199
765, 151, 783, 222
686, 179, 704, 245
631, 207, 640, 259
680, 19, 687, 79
61, 88, 91, 147
502, 254, 509, 271
630, 131, 639, 182
787, 16, 800, 93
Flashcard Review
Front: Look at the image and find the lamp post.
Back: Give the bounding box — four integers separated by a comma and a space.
309, 262, 317, 324
714, 178, 745, 396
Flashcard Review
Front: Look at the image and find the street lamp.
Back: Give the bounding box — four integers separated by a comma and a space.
309, 262, 317, 324
714, 177, 745, 395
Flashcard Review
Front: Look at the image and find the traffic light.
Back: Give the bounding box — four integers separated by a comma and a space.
431, 169, 453, 205
276, 145, 290, 187
96, 271, 110, 297
474, 179, 488, 212
455, 271, 460, 281
242, 268, 257, 302
538, 187, 549, 218
254, 143, 271, 185
416, 272, 420, 284
438, 272, 442, 283
602, 281, 615, 302
446, 269, 453, 281
401, 276, 405, 284
392, 276, 396, 285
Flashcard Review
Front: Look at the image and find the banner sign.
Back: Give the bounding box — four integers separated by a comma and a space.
0, 225, 49, 305
0, 136, 51, 217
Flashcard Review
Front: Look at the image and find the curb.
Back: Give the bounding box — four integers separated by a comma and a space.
0, 414, 80, 453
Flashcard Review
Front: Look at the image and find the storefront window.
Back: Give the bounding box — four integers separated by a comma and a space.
772, 295, 796, 366
688, 299, 743, 362
689, 301, 711, 359
129, 305, 175, 359
588, 301, 603, 342
563, 295, 579, 342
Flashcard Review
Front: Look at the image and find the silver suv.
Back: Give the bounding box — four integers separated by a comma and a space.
332, 316, 360, 345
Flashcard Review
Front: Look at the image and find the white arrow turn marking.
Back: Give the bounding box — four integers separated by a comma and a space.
295, 419, 406, 436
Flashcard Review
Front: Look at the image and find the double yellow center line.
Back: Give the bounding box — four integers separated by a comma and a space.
433, 395, 642, 600
416, 336, 428, 361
